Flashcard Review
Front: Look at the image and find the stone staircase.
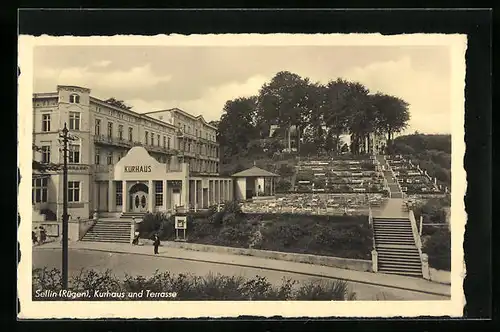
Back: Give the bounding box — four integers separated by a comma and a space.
81, 219, 131, 243
120, 212, 146, 220
373, 217, 423, 277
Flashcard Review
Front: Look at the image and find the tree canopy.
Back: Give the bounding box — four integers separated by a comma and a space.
104, 98, 133, 110
215, 71, 411, 161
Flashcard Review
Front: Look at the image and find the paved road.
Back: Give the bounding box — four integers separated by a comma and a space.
33, 248, 447, 301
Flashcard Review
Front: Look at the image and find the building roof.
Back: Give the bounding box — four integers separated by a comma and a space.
231, 166, 279, 178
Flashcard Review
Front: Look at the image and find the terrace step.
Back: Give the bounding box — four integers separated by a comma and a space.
81, 219, 131, 243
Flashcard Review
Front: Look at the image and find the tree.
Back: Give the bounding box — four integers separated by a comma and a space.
257, 71, 318, 153
104, 98, 133, 110
371, 93, 410, 151
321, 79, 350, 155
217, 97, 259, 159
343, 82, 373, 155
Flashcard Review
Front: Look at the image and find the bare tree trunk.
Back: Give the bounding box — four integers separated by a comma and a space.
335, 133, 340, 155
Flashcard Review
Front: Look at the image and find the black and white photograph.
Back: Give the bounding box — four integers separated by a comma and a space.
18, 33, 467, 318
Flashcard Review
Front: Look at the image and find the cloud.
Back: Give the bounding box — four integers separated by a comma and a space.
341, 56, 451, 134
126, 75, 269, 121
36, 63, 172, 91
91, 60, 112, 67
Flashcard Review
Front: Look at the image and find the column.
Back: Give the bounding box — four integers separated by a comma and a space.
221, 180, 224, 201
108, 180, 115, 212
148, 180, 154, 212
200, 180, 204, 209
122, 181, 127, 213
181, 177, 188, 208
194, 179, 198, 211
208, 180, 212, 206
162, 180, 167, 212
224, 180, 229, 201
216, 180, 220, 204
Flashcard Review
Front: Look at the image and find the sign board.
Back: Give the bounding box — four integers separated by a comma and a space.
175, 216, 187, 229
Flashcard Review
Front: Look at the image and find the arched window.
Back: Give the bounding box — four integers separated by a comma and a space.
69, 94, 80, 104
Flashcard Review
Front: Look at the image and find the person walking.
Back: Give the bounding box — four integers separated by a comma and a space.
32, 229, 38, 245
39, 226, 47, 244
153, 234, 160, 254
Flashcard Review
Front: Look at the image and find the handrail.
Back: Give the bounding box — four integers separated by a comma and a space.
368, 206, 376, 250
408, 209, 423, 251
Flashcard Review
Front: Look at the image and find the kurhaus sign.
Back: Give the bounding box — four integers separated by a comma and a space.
124, 165, 152, 173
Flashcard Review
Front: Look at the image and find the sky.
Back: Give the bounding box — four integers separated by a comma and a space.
33, 45, 452, 134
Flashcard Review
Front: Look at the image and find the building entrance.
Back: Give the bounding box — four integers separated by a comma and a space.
129, 182, 149, 213
132, 191, 148, 212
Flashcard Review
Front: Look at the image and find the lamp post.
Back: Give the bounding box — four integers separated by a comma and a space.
58, 123, 77, 289
59, 123, 69, 288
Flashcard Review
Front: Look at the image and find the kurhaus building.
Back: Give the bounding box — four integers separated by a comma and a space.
32, 85, 234, 223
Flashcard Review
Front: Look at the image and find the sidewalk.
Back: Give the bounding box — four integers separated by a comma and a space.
37, 240, 451, 297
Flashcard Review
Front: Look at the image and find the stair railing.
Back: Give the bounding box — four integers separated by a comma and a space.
409, 209, 430, 279
369, 206, 378, 272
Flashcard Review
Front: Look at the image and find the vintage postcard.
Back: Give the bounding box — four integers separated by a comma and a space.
18, 33, 467, 319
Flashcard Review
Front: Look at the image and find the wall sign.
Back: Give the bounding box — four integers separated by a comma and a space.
175, 216, 187, 229
124, 165, 152, 173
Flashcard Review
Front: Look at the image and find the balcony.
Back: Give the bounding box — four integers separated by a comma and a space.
94, 164, 113, 173
94, 135, 132, 148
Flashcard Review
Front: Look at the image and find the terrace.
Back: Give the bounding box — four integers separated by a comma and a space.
239, 193, 387, 216
294, 156, 386, 194
386, 156, 443, 195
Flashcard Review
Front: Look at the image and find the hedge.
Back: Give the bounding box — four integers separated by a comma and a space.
32, 267, 357, 301
423, 228, 451, 271
138, 205, 372, 260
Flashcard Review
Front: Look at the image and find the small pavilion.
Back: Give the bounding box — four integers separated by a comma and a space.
231, 165, 280, 201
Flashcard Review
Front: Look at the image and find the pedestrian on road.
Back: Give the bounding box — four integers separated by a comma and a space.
153, 234, 160, 254
36, 227, 42, 245
40, 226, 47, 244
132, 231, 140, 245
32, 229, 38, 245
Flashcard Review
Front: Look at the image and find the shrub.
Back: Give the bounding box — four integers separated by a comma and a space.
217, 225, 252, 247
268, 223, 308, 248
208, 211, 225, 226
40, 209, 57, 221
139, 212, 172, 239
189, 218, 218, 241
423, 228, 451, 271
223, 200, 243, 215
413, 198, 449, 224
72, 268, 122, 292
275, 179, 292, 193
295, 279, 356, 301
32, 268, 357, 301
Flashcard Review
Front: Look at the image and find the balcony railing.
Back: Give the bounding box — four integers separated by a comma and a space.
94, 164, 113, 173
94, 135, 133, 148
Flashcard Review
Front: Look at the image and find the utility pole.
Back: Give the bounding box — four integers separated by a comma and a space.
60, 123, 69, 289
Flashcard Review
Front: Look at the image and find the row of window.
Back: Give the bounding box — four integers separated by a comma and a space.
41, 112, 81, 132
32, 178, 80, 203
95, 148, 125, 165
39, 145, 80, 164
178, 122, 216, 142
96, 119, 175, 149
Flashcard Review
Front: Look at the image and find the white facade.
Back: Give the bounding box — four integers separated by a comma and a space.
32, 85, 229, 223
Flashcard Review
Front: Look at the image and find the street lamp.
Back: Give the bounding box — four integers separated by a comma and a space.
58, 123, 76, 289
59, 123, 69, 288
